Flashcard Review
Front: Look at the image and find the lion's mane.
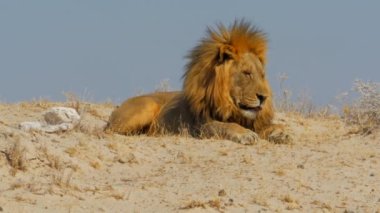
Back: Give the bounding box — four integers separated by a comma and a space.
182, 20, 274, 135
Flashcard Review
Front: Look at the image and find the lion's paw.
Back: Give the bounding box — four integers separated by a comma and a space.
268, 128, 292, 144
230, 130, 259, 145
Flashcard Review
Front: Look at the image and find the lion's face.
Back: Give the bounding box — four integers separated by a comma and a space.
228, 52, 270, 119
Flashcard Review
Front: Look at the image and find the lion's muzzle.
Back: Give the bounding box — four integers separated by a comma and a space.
238, 103, 262, 112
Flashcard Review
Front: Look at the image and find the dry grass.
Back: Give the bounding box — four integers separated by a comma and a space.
65, 147, 78, 157
273, 168, 286, 177
281, 194, 302, 210
109, 190, 126, 200
39, 146, 63, 170
63, 92, 110, 138
175, 151, 192, 164
251, 193, 269, 207
116, 153, 138, 164
9, 182, 25, 190
75, 123, 106, 138
13, 195, 37, 205
276, 74, 380, 135
22, 98, 55, 110
155, 79, 172, 92
52, 170, 74, 188
106, 141, 118, 151
89, 160, 102, 169
180, 200, 206, 209
241, 154, 253, 164
3, 138, 27, 175
275, 73, 335, 118
180, 198, 230, 211
50, 169, 83, 195
311, 200, 332, 210
63, 92, 82, 114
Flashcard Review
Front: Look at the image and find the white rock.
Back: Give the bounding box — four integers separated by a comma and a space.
19, 121, 75, 133
41, 123, 75, 133
19, 107, 81, 133
44, 107, 80, 125
19, 121, 43, 131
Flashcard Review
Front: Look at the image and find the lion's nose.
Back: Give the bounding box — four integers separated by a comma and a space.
257, 94, 267, 105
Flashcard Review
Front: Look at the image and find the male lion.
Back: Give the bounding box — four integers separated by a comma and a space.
107, 20, 291, 144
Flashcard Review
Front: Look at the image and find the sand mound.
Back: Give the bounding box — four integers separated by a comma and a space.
0, 101, 379, 212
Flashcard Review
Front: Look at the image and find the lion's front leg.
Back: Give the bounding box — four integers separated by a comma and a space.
200, 121, 259, 145
258, 124, 292, 144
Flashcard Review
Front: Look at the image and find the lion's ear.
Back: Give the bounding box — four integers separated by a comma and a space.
218, 45, 236, 63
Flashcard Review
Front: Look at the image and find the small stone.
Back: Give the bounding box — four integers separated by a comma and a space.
218, 189, 227, 197
118, 153, 138, 164
297, 164, 305, 169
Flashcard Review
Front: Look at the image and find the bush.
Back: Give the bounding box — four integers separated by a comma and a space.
343, 80, 380, 133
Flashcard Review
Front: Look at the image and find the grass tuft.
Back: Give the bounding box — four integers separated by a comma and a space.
4, 138, 27, 175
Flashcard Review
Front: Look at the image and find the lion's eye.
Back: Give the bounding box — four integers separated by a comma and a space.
242, 70, 252, 77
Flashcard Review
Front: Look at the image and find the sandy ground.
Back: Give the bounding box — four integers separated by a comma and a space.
0, 101, 379, 212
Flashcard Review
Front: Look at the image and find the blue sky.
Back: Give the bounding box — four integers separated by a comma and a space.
1, 1, 379, 104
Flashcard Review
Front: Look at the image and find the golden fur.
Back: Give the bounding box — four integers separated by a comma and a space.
107, 20, 291, 144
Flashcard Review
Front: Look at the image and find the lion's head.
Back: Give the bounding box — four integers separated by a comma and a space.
183, 20, 274, 130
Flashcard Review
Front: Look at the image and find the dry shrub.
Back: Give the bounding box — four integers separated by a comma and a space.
64, 92, 82, 114
343, 80, 380, 134
63, 91, 94, 115
4, 139, 27, 175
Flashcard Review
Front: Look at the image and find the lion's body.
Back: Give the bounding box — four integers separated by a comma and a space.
107, 20, 291, 144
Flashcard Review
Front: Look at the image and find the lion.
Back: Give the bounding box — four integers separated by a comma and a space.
107, 20, 291, 144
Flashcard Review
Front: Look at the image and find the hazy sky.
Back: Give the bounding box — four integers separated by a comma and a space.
1, 1, 379, 104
